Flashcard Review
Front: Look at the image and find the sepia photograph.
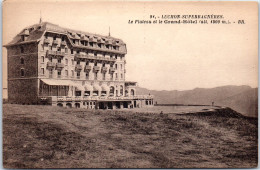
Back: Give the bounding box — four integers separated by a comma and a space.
2, 0, 258, 168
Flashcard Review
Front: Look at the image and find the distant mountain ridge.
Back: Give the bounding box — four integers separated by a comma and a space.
136, 85, 258, 117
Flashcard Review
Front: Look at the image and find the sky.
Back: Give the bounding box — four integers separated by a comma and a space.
2, 0, 258, 91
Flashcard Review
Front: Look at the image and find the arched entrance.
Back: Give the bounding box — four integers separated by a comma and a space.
66, 103, 72, 108
57, 103, 63, 107
75, 103, 80, 108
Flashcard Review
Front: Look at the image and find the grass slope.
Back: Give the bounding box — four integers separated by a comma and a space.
3, 104, 258, 168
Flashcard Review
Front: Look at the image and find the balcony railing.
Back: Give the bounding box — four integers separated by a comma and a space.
56, 63, 64, 69
75, 64, 83, 71
109, 67, 116, 73
53, 40, 59, 45
93, 66, 100, 72
49, 95, 154, 102
44, 39, 50, 44
47, 50, 65, 57
47, 61, 56, 68
101, 67, 108, 73
60, 41, 66, 46
84, 65, 91, 72
74, 53, 116, 62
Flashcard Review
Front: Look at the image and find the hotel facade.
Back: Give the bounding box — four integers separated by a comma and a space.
4, 22, 154, 109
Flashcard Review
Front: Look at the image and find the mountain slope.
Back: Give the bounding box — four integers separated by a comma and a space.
136, 85, 258, 117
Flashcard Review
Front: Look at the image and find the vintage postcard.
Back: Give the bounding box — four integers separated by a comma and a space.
2, 0, 258, 168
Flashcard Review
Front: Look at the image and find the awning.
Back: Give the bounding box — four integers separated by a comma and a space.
93, 84, 102, 91
41, 79, 76, 86
101, 84, 110, 91
84, 84, 93, 91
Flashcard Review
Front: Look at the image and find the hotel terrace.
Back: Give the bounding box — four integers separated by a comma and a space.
4, 22, 154, 109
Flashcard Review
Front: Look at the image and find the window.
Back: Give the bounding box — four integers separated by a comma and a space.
75, 91, 81, 96
110, 55, 113, 58
71, 59, 74, 65
50, 57, 53, 62
20, 47, 24, 53
121, 74, 123, 79
65, 59, 68, 65
58, 58, 61, 63
20, 68, 25, 77
94, 62, 97, 66
49, 69, 53, 78
106, 45, 109, 49
57, 70, 61, 78
94, 53, 97, 57
65, 48, 68, 53
94, 72, 98, 80
57, 47, 61, 52
86, 73, 89, 80
77, 50, 80, 54
65, 70, 68, 77
77, 71, 80, 79
109, 86, 115, 96
41, 56, 44, 63
53, 36, 57, 40
71, 49, 73, 54
113, 46, 116, 50
120, 85, 123, 96
41, 68, 44, 75
20, 58, 24, 64
93, 91, 99, 96
110, 73, 113, 80
120, 64, 122, 70
90, 42, 93, 47
115, 73, 118, 79
115, 64, 117, 69
98, 43, 101, 48
77, 60, 80, 65
73, 40, 75, 44
71, 70, 74, 77
62, 36, 65, 41
102, 73, 106, 80
115, 55, 117, 59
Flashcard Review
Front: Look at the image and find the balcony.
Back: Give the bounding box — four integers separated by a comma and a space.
44, 39, 50, 44
109, 67, 116, 73
53, 40, 59, 45
47, 61, 56, 68
93, 66, 100, 72
56, 63, 64, 69
47, 95, 154, 102
84, 65, 91, 72
75, 64, 83, 71
47, 50, 65, 57
60, 41, 66, 46
101, 67, 108, 73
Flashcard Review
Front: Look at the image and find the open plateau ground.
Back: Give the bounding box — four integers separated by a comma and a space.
3, 104, 257, 168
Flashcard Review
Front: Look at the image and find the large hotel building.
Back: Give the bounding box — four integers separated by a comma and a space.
4, 22, 154, 109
